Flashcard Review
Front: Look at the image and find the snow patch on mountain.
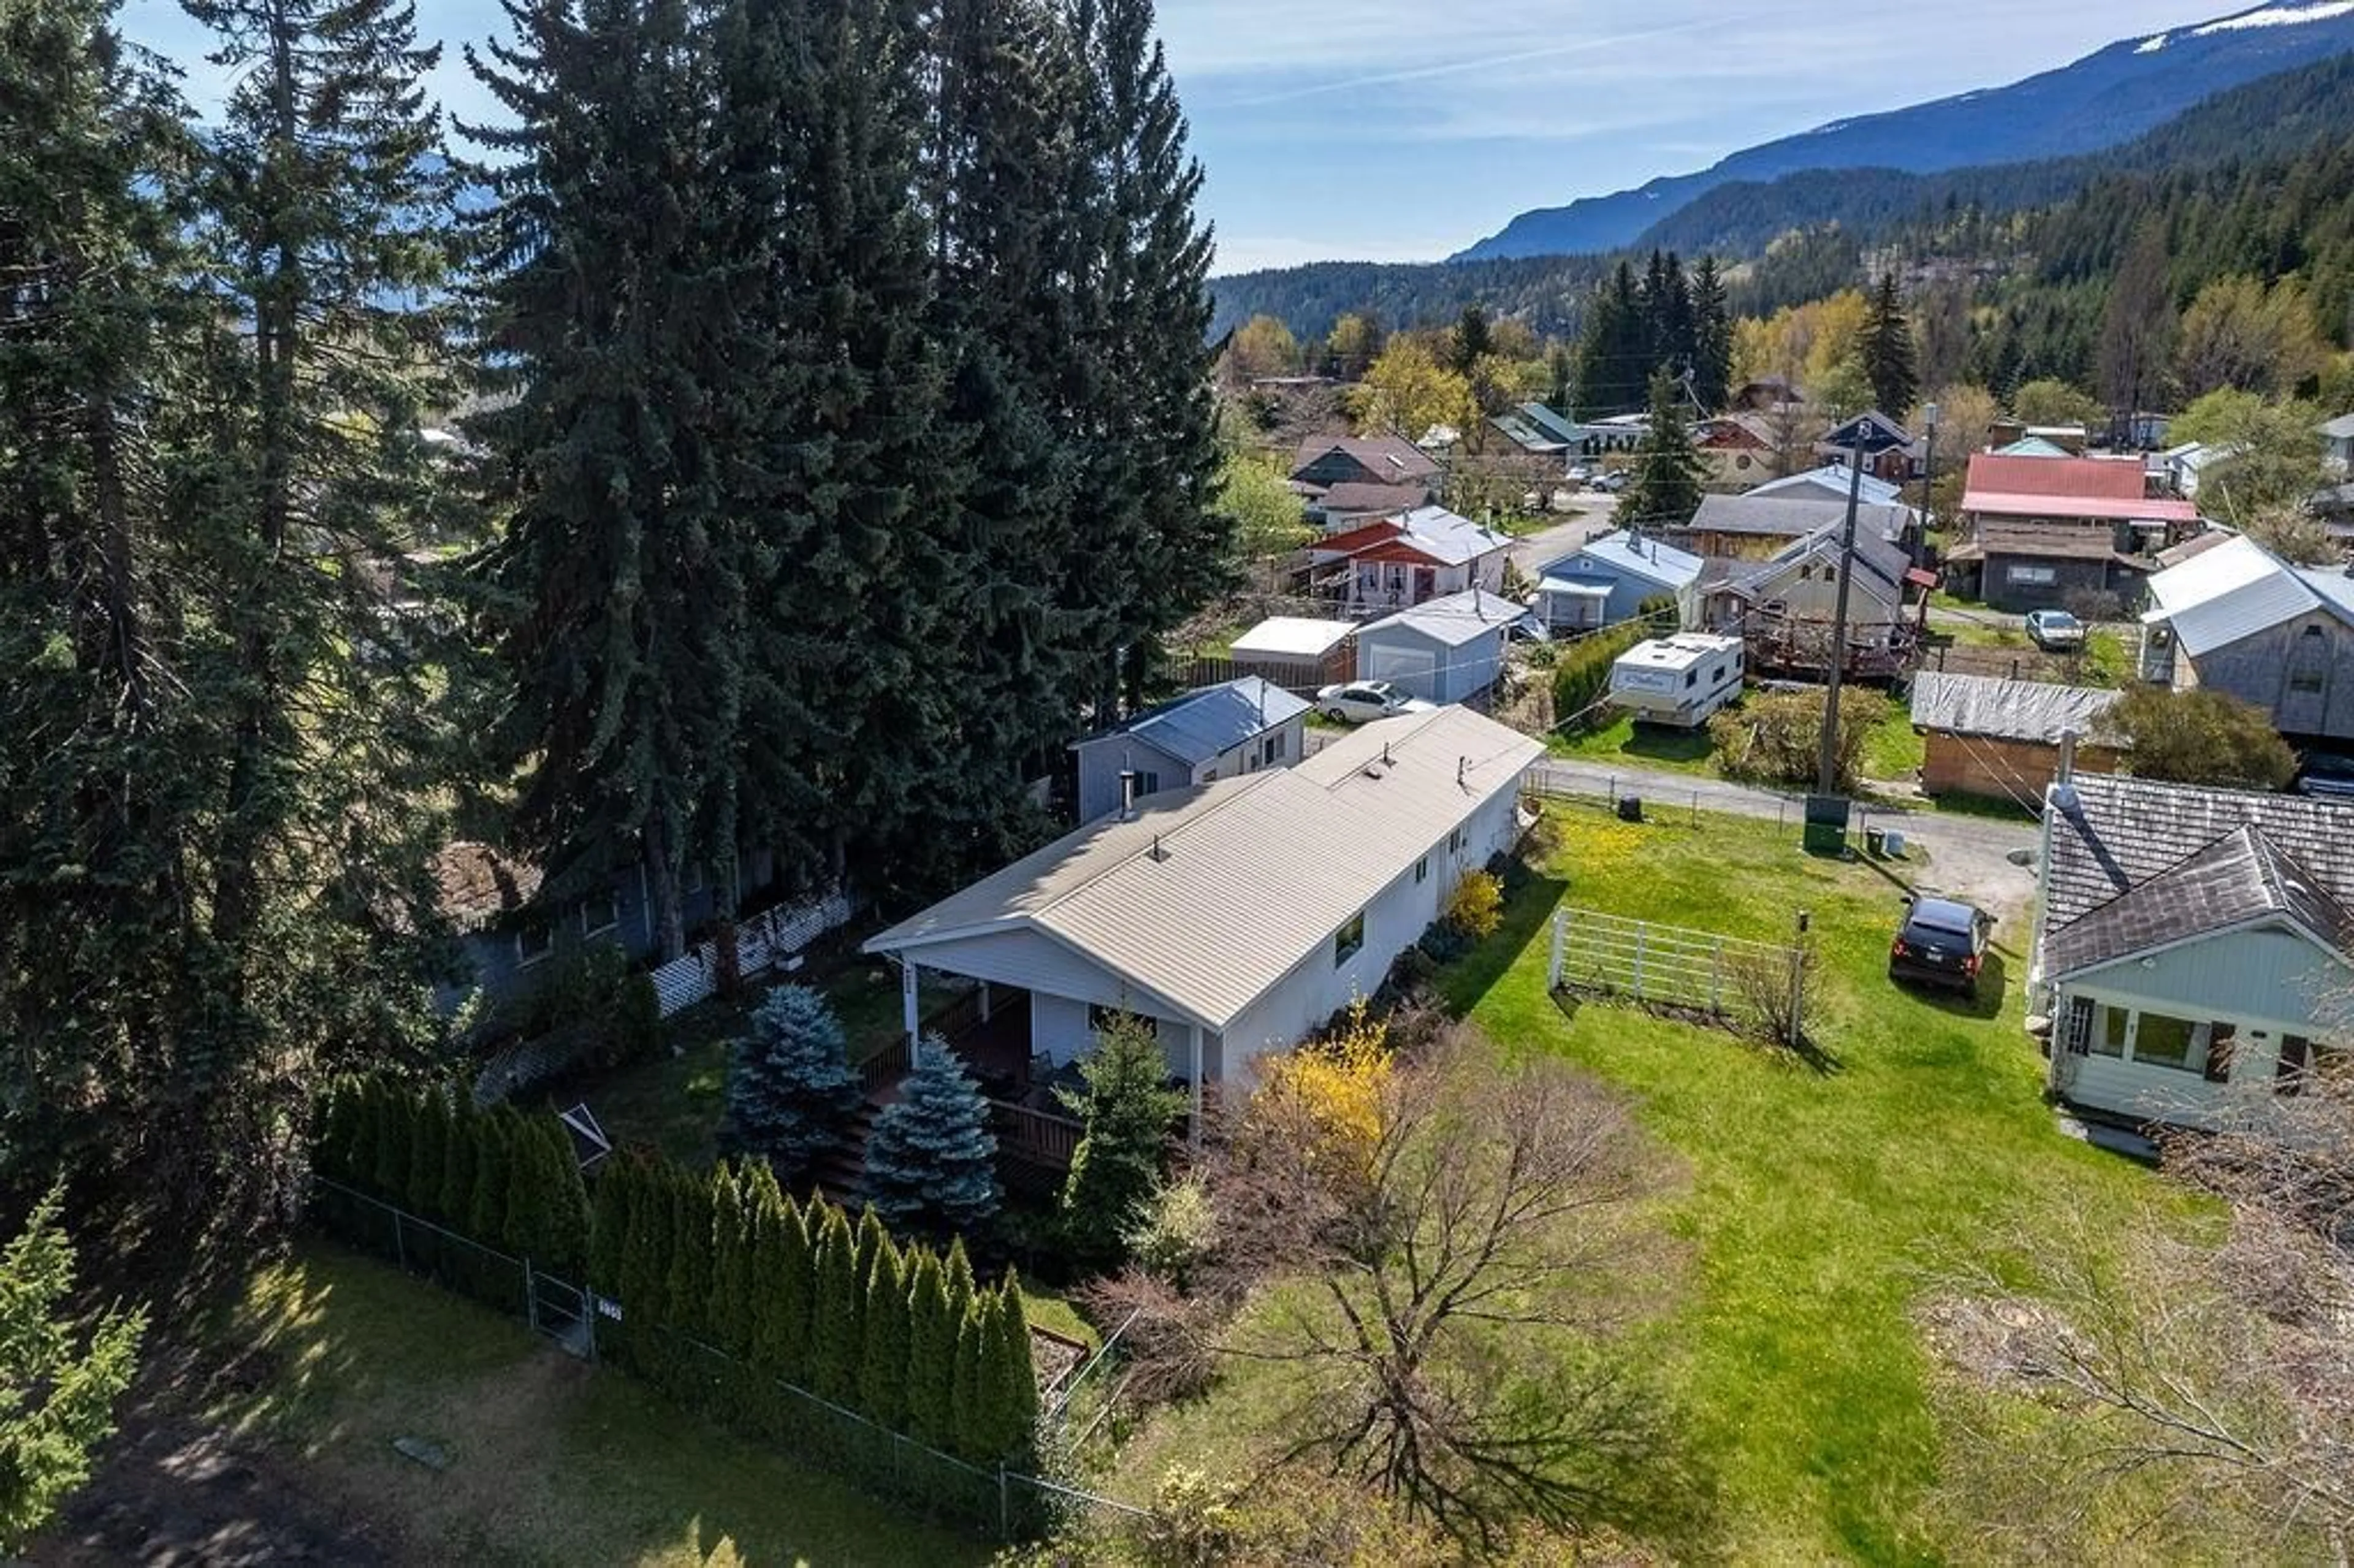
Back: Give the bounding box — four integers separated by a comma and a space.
2135, 32, 2170, 53
2195, 2, 2354, 36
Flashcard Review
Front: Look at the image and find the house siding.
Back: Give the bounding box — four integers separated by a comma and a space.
1920, 734, 2124, 801
2049, 926, 2352, 1131
2180, 615, 2354, 742
1978, 551, 2123, 614
1072, 716, 1306, 825
1356, 623, 1506, 704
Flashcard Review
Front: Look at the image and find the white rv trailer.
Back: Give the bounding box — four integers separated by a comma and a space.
1607, 633, 1746, 729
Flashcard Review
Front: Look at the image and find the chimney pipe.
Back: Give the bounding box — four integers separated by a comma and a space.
1119, 769, 1138, 821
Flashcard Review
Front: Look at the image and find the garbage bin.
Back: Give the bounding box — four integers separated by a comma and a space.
1865, 828, 1886, 857
1617, 794, 1644, 823
1802, 794, 1851, 854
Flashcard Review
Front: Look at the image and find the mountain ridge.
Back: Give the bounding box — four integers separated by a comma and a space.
1450, 2, 2354, 262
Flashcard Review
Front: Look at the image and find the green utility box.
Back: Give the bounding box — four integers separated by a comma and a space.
1803, 794, 1851, 854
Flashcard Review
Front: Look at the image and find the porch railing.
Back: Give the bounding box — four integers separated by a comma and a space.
989, 1099, 1084, 1170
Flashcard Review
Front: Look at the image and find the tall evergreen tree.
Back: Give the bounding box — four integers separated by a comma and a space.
901, 1247, 954, 1448
853, 1234, 910, 1428
465, 0, 745, 956
1620, 368, 1708, 529
1056, 1014, 1186, 1266
863, 1039, 1000, 1238
1859, 272, 1921, 418
2100, 219, 2176, 435
1573, 261, 1647, 419
1690, 256, 1734, 413
721, 986, 861, 1180
989, 1280, 1040, 1464
807, 1203, 864, 1403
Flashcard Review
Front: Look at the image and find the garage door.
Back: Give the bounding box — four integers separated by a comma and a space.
1363, 641, 1439, 701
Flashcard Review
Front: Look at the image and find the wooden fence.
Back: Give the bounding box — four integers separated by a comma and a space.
1547, 906, 1807, 1040
647, 888, 858, 1019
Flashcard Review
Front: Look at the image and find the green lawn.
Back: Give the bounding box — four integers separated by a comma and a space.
1554, 696, 1925, 786
208, 1243, 990, 1567
1111, 806, 2181, 1561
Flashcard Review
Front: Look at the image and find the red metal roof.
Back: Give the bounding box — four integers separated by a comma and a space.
1965, 492, 2200, 523
1965, 452, 2148, 501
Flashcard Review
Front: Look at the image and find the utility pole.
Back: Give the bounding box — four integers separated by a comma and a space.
1814, 430, 1868, 796
1911, 400, 1938, 572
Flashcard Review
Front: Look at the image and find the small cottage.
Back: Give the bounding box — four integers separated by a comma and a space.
1227, 616, 1357, 693
1531, 530, 1702, 633
1069, 677, 1311, 826
1908, 672, 2124, 803
1355, 588, 1521, 704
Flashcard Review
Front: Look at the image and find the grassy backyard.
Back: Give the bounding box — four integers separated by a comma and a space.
200, 1243, 991, 1567
1106, 805, 2183, 1562
1552, 695, 1926, 786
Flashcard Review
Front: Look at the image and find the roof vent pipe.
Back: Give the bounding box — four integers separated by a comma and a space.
2052, 729, 2081, 812
1149, 834, 1168, 863
1119, 769, 1138, 822
1383, 742, 1392, 767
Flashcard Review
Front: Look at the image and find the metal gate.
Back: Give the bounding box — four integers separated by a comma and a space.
527, 1271, 596, 1361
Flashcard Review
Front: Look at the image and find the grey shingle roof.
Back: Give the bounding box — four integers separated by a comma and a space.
1909, 673, 2122, 745
2045, 824, 2354, 978
2041, 775, 2354, 971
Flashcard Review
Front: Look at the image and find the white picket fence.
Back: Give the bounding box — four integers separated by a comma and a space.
649, 888, 859, 1018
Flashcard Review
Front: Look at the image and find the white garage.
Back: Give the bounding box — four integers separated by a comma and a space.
1354, 588, 1518, 704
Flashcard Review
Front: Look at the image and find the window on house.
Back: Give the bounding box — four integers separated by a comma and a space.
2131, 1011, 2198, 1071
1264, 731, 1288, 764
2006, 564, 2059, 586
516, 920, 554, 966
1448, 826, 1465, 854
1133, 770, 1160, 796
581, 888, 620, 938
1415, 855, 1429, 885
2093, 1003, 2128, 1057
2062, 994, 2095, 1056
1334, 911, 1366, 966
2279, 1034, 2315, 1095
2203, 1022, 2239, 1084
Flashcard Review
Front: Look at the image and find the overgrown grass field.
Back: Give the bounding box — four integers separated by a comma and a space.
1111, 806, 2182, 1562
207, 1244, 992, 1567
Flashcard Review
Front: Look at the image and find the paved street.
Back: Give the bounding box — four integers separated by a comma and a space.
1507, 496, 1618, 580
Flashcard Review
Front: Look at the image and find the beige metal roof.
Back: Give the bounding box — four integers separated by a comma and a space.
864, 706, 1544, 1029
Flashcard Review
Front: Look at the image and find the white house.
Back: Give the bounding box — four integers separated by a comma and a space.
863, 707, 1544, 1133
1068, 677, 1311, 825
1312, 505, 1512, 615
2034, 771, 2354, 1133
1354, 588, 1522, 704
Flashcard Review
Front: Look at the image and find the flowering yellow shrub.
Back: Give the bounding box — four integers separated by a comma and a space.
1444, 869, 1504, 940
1249, 1000, 1392, 1181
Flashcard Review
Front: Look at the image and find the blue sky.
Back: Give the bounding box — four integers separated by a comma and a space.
124, 0, 2235, 273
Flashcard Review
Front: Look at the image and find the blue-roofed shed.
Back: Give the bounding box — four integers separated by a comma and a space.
1070, 677, 1314, 825
1531, 530, 1704, 633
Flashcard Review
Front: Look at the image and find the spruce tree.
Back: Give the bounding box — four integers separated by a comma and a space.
807, 1204, 864, 1404
1620, 368, 1708, 530
1860, 272, 1921, 420
854, 1236, 910, 1428
1056, 1015, 1186, 1266
1691, 256, 1734, 414
721, 986, 861, 1181
863, 1040, 1000, 1238
1574, 261, 1648, 420
901, 1249, 954, 1448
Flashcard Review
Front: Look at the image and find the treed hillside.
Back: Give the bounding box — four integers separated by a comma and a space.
1209, 50, 2354, 379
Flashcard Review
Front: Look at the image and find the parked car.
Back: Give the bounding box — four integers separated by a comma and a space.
1887, 895, 1995, 999
1591, 471, 1628, 493
1314, 680, 1438, 724
2295, 752, 2354, 799
1566, 465, 1593, 484
1505, 611, 1552, 645
2024, 609, 2086, 650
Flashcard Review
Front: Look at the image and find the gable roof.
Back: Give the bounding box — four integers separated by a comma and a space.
1963, 452, 2200, 524
1311, 481, 1428, 516
1946, 520, 2152, 566
1076, 678, 1311, 767
1545, 529, 1704, 591
2041, 774, 2354, 956
1360, 588, 1524, 648
1748, 466, 1908, 508
1995, 436, 2074, 459
2045, 824, 2354, 979
1517, 403, 1583, 446
1732, 523, 1913, 598
1489, 409, 1568, 454
1819, 409, 1915, 451
1689, 494, 1911, 542
1696, 414, 1775, 449
2141, 535, 2353, 657
864, 707, 1544, 1030
431, 842, 545, 931
1908, 672, 2122, 745
1293, 433, 1441, 484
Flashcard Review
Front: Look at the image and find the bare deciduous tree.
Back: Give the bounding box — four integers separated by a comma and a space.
1204, 1035, 1701, 1550
1925, 1062, 2354, 1564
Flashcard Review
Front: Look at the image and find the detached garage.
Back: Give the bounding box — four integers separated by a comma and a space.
1355, 588, 1519, 704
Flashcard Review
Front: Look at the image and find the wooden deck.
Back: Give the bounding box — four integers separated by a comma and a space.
851, 989, 1085, 1174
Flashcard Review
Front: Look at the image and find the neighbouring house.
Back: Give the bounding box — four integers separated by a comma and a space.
2137, 535, 2354, 742
1908, 672, 2124, 803
1301, 480, 1431, 531
1354, 588, 1522, 704
1531, 529, 1704, 633
1670, 494, 1914, 563
1731, 376, 1805, 414
1292, 433, 1442, 493
1487, 403, 1573, 461
2035, 772, 2354, 1133
1997, 436, 2076, 460
861, 706, 1545, 1143
1951, 453, 2200, 612
1987, 421, 2090, 455
2322, 411, 2354, 478
1693, 413, 1777, 490
1707, 523, 1927, 679
2158, 440, 2239, 500
1312, 504, 1511, 615
1070, 677, 1311, 826
1813, 411, 1924, 483
1746, 464, 1911, 511
1227, 616, 1357, 693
